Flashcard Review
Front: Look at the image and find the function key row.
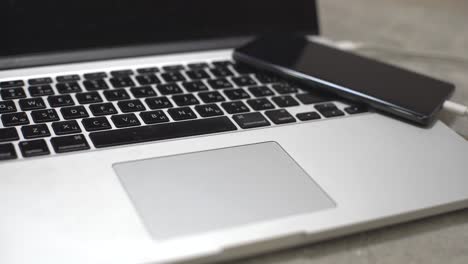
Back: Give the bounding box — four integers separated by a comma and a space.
1, 74, 87, 89
0, 59, 256, 90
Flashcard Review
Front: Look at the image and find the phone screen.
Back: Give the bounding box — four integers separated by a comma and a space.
234, 36, 454, 125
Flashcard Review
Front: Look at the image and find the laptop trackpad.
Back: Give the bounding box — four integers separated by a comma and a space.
113, 142, 335, 240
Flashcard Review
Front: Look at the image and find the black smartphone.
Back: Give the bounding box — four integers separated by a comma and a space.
233, 35, 455, 126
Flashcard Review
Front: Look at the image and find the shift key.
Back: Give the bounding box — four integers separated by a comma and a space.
51, 134, 90, 153
0, 143, 17, 161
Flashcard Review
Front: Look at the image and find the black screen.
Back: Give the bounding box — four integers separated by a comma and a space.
235, 36, 454, 123
0, 0, 318, 58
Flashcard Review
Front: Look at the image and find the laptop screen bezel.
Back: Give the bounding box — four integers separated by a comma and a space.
0, 1, 319, 70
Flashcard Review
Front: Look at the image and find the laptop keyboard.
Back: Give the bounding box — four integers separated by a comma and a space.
0, 60, 367, 161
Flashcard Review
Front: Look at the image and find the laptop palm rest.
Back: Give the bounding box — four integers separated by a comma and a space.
113, 142, 335, 240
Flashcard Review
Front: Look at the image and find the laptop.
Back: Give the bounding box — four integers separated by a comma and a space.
1, 1, 467, 263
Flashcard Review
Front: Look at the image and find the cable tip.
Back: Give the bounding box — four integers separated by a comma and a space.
443, 101, 468, 116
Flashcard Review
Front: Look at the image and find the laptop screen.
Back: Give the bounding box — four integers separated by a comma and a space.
0, 0, 318, 58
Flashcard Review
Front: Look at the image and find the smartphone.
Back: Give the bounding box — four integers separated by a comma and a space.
233, 35, 455, 126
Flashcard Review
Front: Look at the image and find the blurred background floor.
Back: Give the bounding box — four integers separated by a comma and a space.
229, 0, 468, 263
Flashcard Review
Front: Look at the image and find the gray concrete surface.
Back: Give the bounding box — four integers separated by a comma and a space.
229, 0, 468, 263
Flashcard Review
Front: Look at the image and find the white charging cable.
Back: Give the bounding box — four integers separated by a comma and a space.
443, 101, 468, 117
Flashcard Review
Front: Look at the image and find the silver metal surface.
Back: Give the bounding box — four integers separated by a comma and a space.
1, 50, 468, 264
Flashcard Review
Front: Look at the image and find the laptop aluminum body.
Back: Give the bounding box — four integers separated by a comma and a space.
1, 1, 468, 263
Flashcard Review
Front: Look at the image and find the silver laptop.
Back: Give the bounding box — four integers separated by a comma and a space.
1, 1, 467, 263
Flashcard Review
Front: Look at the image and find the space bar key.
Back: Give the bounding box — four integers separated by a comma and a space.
89, 117, 237, 148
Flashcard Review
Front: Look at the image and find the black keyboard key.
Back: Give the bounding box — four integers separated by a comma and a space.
0, 127, 19, 142
84, 72, 108, 80
210, 67, 234, 78
140, 110, 169, 124
183, 81, 209, 92
296, 112, 321, 121
255, 74, 280, 84
110, 69, 134, 77
56, 75, 80, 83
207, 78, 233, 89
157, 83, 183, 95
232, 76, 257, 87
232, 112, 270, 129
221, 101, 250, 114
130, 86, 157, 98
19, 98, 46, 111
51, 134, 90, 153
315, 103, 345, 118
48, 95, 75, 107
90, 116, 237, 148
31, 109, 59, 123
296, 93, 329, 104
248, 86, 274, 97
21, 124, 51, 139
110, 76, 135, 88
0, 101, 17, 114
19, 139, 50, 157
56, 82, 82, 94
76, 92, 103, 104
0, 80, 24, 88
272, 96, 300, 108
320, 109, 345, 118
314, 103, 338, 112
111, 113, 141, 128
29, 85, 55, 97
145, 97, 173, 109
136, 74, 161, 85
186, 69, 210, 80
247, 98, 275, 111
2, 112, 29, 127
61, 106, 89, 120
161, 72, 186, 82
265, 109, 296, 124
195, 104, 224, 117
83, 79, 109, 91
0, 143, 17, 160
233, 64, 255, 75
104, 89, 130, 101
187, 62, 209, 69
137, 67, 159, 74
162, 65, 185, 72
172, 94, 199, 106
224, 88, 250, 100
168, 107, 197, 121
82, 117, 112, 131
52, 120, 81, 135
118, 99, 146, 113
1, 88, 26, 100
272, 83, 298, 94
212, 61, 233, 67
198, 91, 225, 103
28, 77, 52, 86
344, 105, 368, 114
